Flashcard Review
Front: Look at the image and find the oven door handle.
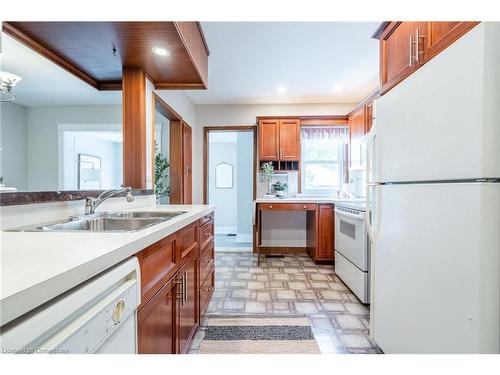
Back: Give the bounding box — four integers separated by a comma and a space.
334, 208, 364, 221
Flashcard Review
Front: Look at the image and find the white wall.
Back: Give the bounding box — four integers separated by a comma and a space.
194, 103, 355, 247
193, 103, 355, 204
62, 132, 122, 190
154, 91, 197, 127
26, 105, 122, 190
0, 102, 28, 189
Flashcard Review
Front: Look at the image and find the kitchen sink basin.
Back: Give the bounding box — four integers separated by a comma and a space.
36, 217, 162, 232
6, 211, 187, 232
110, 211, 186, 220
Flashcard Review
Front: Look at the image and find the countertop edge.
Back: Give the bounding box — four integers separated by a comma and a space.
0, 205, 214, 326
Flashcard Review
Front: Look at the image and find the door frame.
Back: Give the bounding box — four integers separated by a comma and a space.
152, 92, 191, 204
203, 125, 257, 204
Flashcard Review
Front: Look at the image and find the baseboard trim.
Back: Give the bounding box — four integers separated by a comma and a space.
236, 233, 252, 242
258, 246, 307, 255
215, 226, 237, 235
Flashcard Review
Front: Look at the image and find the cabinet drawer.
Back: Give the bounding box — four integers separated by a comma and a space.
177, 221, 199, 264
199, 268, 214, 317
199, 219, 214, 250
137, 233, 177, 308
199, 212, 214, 226
199, 241, 215, 282
259, 203, 317, 211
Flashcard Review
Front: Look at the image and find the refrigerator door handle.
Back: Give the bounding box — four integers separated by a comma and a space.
366, 127, 377, 242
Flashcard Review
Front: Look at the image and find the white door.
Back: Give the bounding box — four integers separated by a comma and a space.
371, 182, 500, 353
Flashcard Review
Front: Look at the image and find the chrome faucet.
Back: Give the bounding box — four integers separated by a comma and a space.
85, 187, 134, 215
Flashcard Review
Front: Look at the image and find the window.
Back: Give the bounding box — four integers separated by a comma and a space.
301, 126, 348, 194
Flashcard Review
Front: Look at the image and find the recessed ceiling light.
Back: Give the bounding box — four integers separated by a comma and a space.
152, 47, 170, 57
333, 84, 343, 92
276, 85, 287, 94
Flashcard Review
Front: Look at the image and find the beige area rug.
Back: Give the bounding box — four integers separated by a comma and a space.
198, 316, 321, 354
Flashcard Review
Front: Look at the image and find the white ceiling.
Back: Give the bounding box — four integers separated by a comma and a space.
2, 22, 380, 108
185, 22, 380, 105
1, 33, 122, 107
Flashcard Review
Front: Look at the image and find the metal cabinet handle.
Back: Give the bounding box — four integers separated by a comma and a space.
183, 272, 187, 304
409, 33, 414, 67
415, 28, 420, 64
175, 276, 184, 303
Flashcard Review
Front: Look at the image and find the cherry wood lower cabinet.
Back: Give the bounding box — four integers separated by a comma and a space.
306, 204, 335, 263
136, 212, 214, 354
138, 278, 177, 354
256, 203, 334, 264
177, 255, 199, 354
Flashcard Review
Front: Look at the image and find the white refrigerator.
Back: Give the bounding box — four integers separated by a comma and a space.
366, 22, 500, 353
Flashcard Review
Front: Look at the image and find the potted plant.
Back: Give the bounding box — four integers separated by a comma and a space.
154, 142, 170, 204
260, 162, 275, 195
272, 181, 288, 197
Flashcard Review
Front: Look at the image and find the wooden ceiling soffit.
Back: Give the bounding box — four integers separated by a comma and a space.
2, 21, 209, 91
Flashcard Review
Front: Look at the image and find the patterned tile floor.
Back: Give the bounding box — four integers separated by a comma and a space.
190, 252, 382, 354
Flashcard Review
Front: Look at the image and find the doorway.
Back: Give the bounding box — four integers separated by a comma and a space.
204, 126, 256, 253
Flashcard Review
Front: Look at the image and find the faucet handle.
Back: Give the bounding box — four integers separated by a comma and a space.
125, 187, 134, 202
85, 196, 96, 215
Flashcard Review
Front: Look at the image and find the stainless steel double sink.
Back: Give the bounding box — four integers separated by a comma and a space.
7, 211, 187, 233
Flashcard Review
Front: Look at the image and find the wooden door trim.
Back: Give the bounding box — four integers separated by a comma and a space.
122, 67, 146, 188
203, 126, 257, 204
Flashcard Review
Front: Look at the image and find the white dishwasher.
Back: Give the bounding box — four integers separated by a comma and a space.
0, 257, 141, 354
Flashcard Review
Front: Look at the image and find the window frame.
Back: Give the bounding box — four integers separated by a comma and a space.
300, 127, 346, 195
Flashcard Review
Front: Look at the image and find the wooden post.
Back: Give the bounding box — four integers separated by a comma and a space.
122, 67, 146, 189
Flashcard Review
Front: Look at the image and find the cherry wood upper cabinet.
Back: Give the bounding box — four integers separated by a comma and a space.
426, 22, 479, 61
278, 119, 300, 160
376, 22, 427, 94
365, 103, 373, 133
258, 118, 300, 161
258, 119, 280, 160
349, 107, 366, 169
374, 21, 479, 95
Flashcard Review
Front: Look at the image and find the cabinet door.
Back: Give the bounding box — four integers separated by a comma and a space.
349, 107, 366, 169
426, 22, 479, 62
317, 204, 334, 260
182, 122, 193, 204
258, 119, 279, 160
138, 279, 177, 354
365, 103, 373, 133
177, 256, 199, 354
379, 22, 427, 94
279, 119, 300, 160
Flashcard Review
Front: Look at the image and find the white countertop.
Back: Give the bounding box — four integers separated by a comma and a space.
0, 204, 214, 326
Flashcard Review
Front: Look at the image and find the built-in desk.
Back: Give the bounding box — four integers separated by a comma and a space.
254, 201, 335, 265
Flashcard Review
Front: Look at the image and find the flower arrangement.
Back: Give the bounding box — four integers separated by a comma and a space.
260, 162, 275, 195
